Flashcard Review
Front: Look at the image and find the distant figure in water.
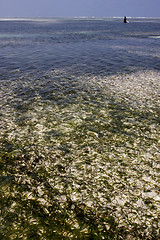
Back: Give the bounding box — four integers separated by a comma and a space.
124, 16, 127, 23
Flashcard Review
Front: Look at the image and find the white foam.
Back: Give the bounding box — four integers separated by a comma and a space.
149, 35, 160, 38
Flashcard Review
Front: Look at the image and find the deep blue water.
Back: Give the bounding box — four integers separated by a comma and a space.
0, 18, 160, 76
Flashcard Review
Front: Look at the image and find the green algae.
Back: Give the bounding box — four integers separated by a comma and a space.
0, 69, 160, 239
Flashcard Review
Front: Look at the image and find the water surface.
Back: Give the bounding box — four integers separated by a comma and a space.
0, 18, 160, 239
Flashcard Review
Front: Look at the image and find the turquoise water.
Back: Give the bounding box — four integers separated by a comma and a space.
0, 18, 160, 239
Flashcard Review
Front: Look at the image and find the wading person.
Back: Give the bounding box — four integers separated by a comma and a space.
124, 16, 127, 23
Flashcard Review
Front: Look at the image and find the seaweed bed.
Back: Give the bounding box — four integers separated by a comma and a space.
0, 68, 160, 239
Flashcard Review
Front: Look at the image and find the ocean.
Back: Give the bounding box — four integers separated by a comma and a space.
0, 18, 160, 239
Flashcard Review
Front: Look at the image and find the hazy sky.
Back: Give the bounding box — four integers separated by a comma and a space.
0, 0, 159, 18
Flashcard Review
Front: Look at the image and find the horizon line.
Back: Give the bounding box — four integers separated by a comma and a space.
0, 16, 160, 20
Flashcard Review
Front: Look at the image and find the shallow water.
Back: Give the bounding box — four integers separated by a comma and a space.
0, 18, 160, 239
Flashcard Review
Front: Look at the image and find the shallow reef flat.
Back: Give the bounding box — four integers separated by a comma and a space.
0, 68, 160, 239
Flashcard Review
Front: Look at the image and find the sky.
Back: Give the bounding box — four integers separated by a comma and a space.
0, 0, 159, 18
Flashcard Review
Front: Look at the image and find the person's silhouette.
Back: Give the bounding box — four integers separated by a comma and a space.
124, 16, 127, 23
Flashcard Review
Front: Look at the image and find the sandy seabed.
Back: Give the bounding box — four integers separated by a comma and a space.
0, 69, 160, 239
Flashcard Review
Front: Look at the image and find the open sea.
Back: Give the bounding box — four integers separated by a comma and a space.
0, 18, 160, 239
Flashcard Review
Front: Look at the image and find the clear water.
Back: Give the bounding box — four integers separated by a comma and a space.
0, 18, 160, 239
